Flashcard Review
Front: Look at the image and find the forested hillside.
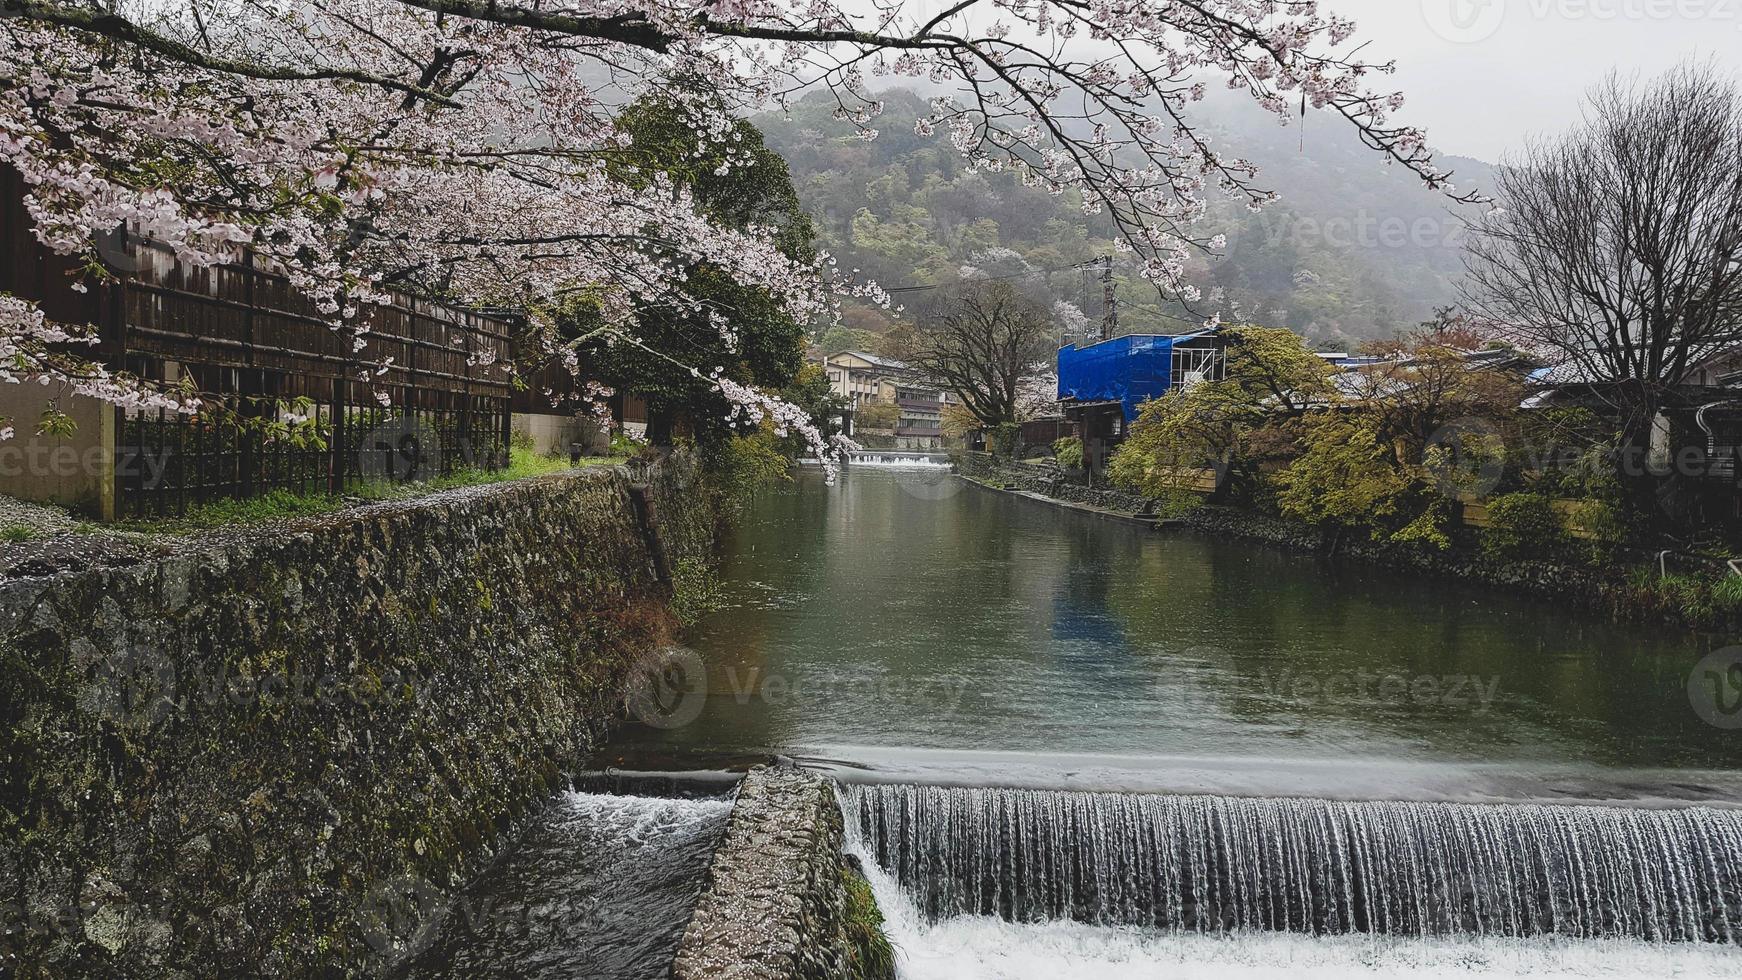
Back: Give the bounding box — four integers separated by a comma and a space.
758, 89, 1496, 349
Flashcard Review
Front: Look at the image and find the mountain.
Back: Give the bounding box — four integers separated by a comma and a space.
755, 87, 1496, 347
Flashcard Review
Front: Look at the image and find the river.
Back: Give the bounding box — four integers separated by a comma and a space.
604, 467, 1742, 800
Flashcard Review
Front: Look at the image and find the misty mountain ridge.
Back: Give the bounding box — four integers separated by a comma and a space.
756, 87, 1496, 347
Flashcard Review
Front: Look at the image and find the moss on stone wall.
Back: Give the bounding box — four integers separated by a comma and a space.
841, 857, 896, 980
0, 457, 721, 979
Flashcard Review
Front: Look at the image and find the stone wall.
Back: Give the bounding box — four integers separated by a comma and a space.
0, 458, 721, 979
1173, 504, 1742, 629
955, 452, 1152, 514
672, 765, 851, 980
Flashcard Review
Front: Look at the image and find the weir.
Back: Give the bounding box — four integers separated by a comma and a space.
841, 784, 1742, 944
801, 451, 954, 468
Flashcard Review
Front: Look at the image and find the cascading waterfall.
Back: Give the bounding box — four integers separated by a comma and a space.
841, 784, 1742, 945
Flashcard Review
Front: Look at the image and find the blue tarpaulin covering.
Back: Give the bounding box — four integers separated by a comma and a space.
1057, 334, 1173, 422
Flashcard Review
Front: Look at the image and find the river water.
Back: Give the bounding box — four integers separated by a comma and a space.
591, 467, 1742, 977
605, 468, 1742, 796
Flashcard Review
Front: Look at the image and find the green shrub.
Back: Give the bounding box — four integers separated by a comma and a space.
987, 422, 1022, 458
1052, 436, 1084, 471
707, 429, 792, 500
1481, 492, 1570, 561
1566, 497, 1627, 563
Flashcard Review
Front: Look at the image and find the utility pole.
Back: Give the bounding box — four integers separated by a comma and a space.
1098, 255, 1117, 341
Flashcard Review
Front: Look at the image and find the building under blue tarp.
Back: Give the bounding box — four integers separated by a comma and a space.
1056, 334, 1176, 423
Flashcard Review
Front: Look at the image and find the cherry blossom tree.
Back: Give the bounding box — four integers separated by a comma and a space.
0, 0, 1473, 471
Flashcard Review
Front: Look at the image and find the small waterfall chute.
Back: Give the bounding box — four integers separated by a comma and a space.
841, 784, 1742, 945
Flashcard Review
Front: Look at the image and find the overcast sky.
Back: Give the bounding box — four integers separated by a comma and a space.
1341, 0, 1736, 161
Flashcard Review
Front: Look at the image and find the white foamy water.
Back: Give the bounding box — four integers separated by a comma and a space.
847, 828, 1742, 980
800, 452, 953, 469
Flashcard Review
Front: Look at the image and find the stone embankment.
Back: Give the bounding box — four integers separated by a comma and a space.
674, 764, 893, 980
0, 458, 719, 978
956, 451, 1736, 631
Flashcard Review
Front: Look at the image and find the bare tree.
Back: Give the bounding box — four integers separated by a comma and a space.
895, 281, 1056, 429
1462, 63, 1742, 449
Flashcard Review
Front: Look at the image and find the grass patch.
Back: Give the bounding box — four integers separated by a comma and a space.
0, 525, 37, 543
1622, 568, 1742, 623
116, 449, 624, 534
841, 859, 897, 980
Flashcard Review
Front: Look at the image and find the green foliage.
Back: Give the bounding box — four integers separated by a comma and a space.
570, 88, 816, 445
841, 862, 897, 980
1513, 407, 1626, 516
756, 87, 1494, 345
987, 422, 1022, 458
817, 326, 880, 356
706, 429, 793, 501
669, 556, 728, 628
1480, 492, 1570, 561
777, 363, 848, 454
1109, 325, 1332, 500
35, 404, 78, 439
610, 430, 648, 457
1567, 497, 1628, 562
1623, 569, 1742, 623
1275, 412, 1413, 528
855, 401, 899, 431
1271, 410, 1455, 549
1052, 436, 1084, 471
0, 525, 36, 543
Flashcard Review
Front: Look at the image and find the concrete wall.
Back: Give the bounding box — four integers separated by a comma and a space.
0, 386, 114, 519
0, 459, 721, 978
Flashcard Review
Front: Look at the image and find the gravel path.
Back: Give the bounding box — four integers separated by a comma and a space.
0, 494, 79, 537
0, 494, 168, 580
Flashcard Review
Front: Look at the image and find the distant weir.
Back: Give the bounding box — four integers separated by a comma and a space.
800, 451, 954, 469
840, 784, 1742, 944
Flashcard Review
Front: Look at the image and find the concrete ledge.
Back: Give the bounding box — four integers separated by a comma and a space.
673, 765, 849, 980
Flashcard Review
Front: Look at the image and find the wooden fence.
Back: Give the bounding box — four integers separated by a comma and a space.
1, 166, 517, 518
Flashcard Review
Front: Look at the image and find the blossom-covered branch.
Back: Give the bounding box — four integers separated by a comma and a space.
0, 0, 1469, 463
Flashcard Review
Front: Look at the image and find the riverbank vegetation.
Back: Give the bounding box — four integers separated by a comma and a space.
842, 860, 899, 980
1101, 315, 1742, 625
109, 443, 610, 534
